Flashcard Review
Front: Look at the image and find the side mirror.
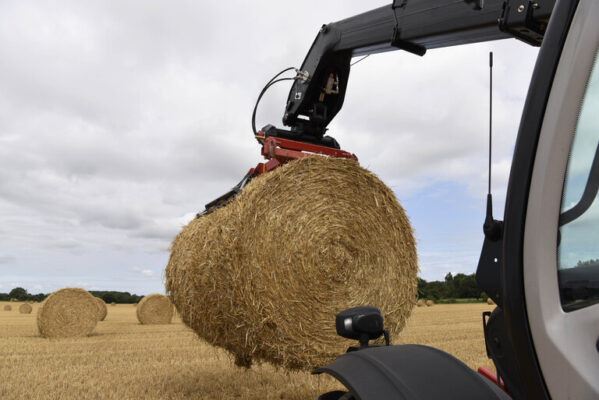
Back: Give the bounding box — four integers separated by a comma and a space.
335, 306, 389, 348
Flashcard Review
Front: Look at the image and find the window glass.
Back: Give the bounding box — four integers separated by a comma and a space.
558, 51, 599, 312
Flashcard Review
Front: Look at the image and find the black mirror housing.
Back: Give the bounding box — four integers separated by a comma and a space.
335, 306, 384, 346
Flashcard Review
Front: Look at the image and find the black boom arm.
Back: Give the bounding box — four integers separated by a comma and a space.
280, 0, 554, 139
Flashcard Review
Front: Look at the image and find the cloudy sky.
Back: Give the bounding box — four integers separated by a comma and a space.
0, 1, 539, 295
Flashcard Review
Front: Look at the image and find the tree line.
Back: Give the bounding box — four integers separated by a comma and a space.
3, 273, 488, 304
0, 287, 143, 304
418, 273, 488, 302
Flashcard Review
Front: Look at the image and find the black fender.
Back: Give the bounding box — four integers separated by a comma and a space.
313, 344, 509, 400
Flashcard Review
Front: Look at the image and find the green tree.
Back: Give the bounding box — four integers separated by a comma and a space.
30, 293, 47, 302
452, 273, 482, 298
444, 273, 456, 297
576, 258, 599, 267
9, 287, 28, 301
417, 278, 428, 298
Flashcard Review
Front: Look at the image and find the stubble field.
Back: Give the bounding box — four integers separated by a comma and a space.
0, 301, 495, 399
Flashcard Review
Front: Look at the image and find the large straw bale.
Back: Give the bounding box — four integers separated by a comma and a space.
166, 156, 418, 371
136, 294, 173, 324
426, 300, 435, 307
416, 299, 425, 307
95, 297, 107, 321
4, 305, 12, 311
19, 303, 32, 314
37, 288, 98, 338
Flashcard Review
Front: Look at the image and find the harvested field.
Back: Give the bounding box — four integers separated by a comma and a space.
0, 301, 496, 400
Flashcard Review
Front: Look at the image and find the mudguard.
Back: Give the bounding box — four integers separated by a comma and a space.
313, 344, 509, 400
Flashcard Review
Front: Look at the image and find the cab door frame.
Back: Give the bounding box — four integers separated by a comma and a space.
523, 0, 599, 397
499, 0, 581, 398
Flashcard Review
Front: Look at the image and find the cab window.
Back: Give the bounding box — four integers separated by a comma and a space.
558, 51, 599, 312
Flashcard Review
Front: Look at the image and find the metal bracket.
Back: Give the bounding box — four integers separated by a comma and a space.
391, 27, 427, 56
499, 0, 555, 46
464, 0, 485, 10
390, 1, 426, 56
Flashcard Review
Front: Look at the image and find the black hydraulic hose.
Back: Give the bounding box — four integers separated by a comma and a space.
251, 67, 297, 136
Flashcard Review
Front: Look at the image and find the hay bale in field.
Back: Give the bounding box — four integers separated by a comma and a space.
166, 156, 418, 371
37, 288, 98, 338
4, 305, 12, 311
19, 303, 32, 314
110, 302, 116, 306
416, 299, 425, 307
136, 294, 173, 324
95, 297, 107, 321
426, 300, 435, 307
487, 298, 495, 305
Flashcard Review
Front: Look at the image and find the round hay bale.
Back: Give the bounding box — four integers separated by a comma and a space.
426, 300, 434, 307
37, 288, 98, 338
95, 297, 107, 321
19, 303, 32, 314
416, 299, 425, 307
487, 298, 495, 305
110, 302, 116, 306
4, 305, 12, 311
136, 294, 173, 324
166, 156, 418, 371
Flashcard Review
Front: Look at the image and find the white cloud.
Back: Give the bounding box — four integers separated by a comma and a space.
132, 266, 155, 278
0, 254, 15, 264
141, 269, 154, 278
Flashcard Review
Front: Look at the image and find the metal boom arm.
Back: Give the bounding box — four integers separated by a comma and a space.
280, 0, 554, 139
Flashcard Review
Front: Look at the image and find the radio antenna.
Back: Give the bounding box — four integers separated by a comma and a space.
488, 52, 493, 197
483, 51, 502, 241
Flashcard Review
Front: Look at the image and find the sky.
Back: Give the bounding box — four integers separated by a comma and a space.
0, 1, 540, 295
